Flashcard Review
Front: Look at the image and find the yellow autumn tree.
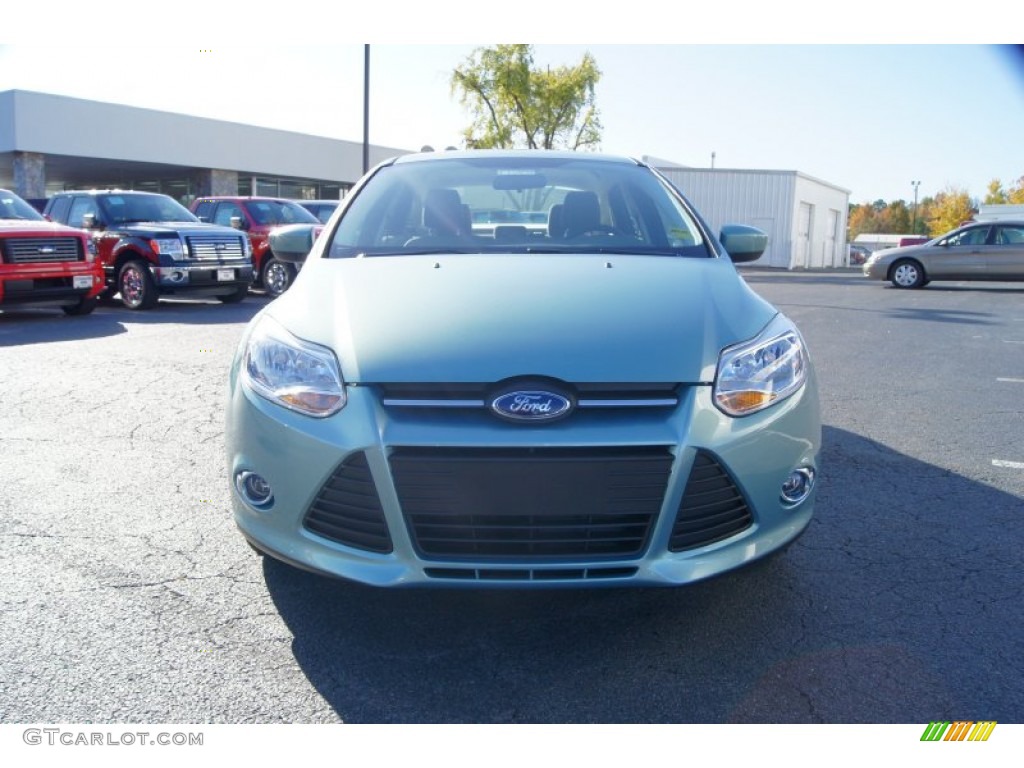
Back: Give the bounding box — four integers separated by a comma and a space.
927, 186, 975, 236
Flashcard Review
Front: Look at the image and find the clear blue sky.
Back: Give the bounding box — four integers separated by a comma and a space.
2, 30, 1021, 205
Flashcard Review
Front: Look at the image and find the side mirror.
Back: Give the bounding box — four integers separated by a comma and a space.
269, 224, 321, 264
229, 215, 247, 231
720, 224, 767, 263
81, 212, 101, 230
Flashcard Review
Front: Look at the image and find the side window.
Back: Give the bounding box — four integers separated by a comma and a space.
67, 197, 99, 228
194, 201, 214, 221
995, 226, 1024, 245
946, 227, 989, 247
47, 196, 71, 224
213, 202, 243, 227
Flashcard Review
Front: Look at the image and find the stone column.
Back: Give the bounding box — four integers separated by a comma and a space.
13, 152, 46, 200
195, 169, 239, 197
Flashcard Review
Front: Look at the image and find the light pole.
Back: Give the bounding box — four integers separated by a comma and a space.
362, 45, 370, 176
911, 180, 921, 234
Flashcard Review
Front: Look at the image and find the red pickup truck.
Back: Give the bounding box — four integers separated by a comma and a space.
1, 188, 104, 315
190, 196, 321, 298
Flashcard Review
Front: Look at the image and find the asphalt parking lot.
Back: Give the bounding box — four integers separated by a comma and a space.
1, 272, 1022, 723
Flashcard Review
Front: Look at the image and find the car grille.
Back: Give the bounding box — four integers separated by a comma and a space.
378, 382, 681, 411
390, 446, 672, 560
1, 237, 83, 264
303, 452, 393, 554
423, 566, 638, 582
185, 234, 246, 261
669, 451, 753, 551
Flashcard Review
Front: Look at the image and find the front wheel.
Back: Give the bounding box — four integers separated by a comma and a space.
890, 259, 925, 289
261, 257, 296, 298
217, 284, 249, 304
118, 260, 159, 309
62, 296, 97, 316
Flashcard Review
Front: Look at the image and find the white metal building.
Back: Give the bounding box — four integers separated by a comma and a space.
977, 204, 1024, 221
651, 166, 851, 269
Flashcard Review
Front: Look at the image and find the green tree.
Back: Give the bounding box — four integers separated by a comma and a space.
451, 44, 602, 150
927, 186, 975, 235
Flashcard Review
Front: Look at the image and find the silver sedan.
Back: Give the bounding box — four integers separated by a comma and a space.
863, 220, 1024, 288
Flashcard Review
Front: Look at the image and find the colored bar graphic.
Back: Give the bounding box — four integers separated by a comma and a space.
969, 722, 997, 741
920, 721, 996, 742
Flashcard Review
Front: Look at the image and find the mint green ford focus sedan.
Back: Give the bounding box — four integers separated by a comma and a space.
226, 151, 820, 587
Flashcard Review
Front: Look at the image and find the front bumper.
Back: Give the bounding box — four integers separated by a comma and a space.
152, 262, 254, 290
862, 260, 888, 280
226, 374, 820, 588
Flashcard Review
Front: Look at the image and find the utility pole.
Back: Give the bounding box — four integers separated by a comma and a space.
911, 180, 921, 234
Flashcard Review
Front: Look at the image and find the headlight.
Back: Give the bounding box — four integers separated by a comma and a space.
241, 315, 346, 417
714, 316, 809, 417
150, 238, 184, 258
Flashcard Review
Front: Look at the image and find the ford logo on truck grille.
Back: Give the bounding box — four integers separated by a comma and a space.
490, 383, 574, 423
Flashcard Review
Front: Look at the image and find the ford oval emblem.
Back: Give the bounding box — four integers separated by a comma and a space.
491, 390, 573, 423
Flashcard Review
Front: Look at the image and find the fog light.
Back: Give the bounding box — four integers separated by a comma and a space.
780, 467, 815, 506
235, 471, 273, 507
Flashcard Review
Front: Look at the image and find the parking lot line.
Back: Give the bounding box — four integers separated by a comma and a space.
992, 459, 1024, 469
997, 378, 1024, 383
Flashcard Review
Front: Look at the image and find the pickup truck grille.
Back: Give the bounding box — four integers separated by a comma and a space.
185, 234, 247, 261
1, 237, 84, 264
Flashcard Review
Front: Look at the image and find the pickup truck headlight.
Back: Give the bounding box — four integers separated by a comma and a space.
242, 315, 346, 417
714, 316, 809, 417
150, 238, 184, 259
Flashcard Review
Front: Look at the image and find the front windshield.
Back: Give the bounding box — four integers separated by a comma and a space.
0, 190, 45, 221
98, 194, 199, 225
327, 155, 710, 258
246, 200, 319, 226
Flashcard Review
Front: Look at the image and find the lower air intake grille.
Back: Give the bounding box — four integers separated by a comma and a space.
390, 446, 672, 560
669, 451, 753, 551
303, 452, 392, 553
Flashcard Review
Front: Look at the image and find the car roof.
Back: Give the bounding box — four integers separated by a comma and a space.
53, 189, 166, 197
390, 150, 642, 167
194, 196, 297, 202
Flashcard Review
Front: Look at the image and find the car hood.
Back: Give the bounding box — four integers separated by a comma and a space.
0, 219, 83, 235
869, 244, 927, 263
118, 221, 241, 237
267, 254, 778, 384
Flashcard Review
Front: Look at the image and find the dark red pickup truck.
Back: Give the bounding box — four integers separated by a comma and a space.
0, 188, 104, 315
190, 196, 320, 298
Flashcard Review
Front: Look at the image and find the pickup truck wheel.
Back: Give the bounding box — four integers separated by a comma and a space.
118, 260, 159, 310
261, 257, 295, 298
217, 284, 249, 304
62, 296, 98, 316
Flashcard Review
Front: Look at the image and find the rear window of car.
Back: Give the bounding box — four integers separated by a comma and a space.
326, 156, 710, 258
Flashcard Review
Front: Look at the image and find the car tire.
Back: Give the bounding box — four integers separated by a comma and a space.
118, 260, 159, 309
890, 259, 926, 289
62, 296, 98, 316
217, 284, 249, 304
261, 257, 296, 298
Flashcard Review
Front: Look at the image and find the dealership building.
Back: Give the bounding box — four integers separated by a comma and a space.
0, 89, 409, 204
2, 89, 851, 268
